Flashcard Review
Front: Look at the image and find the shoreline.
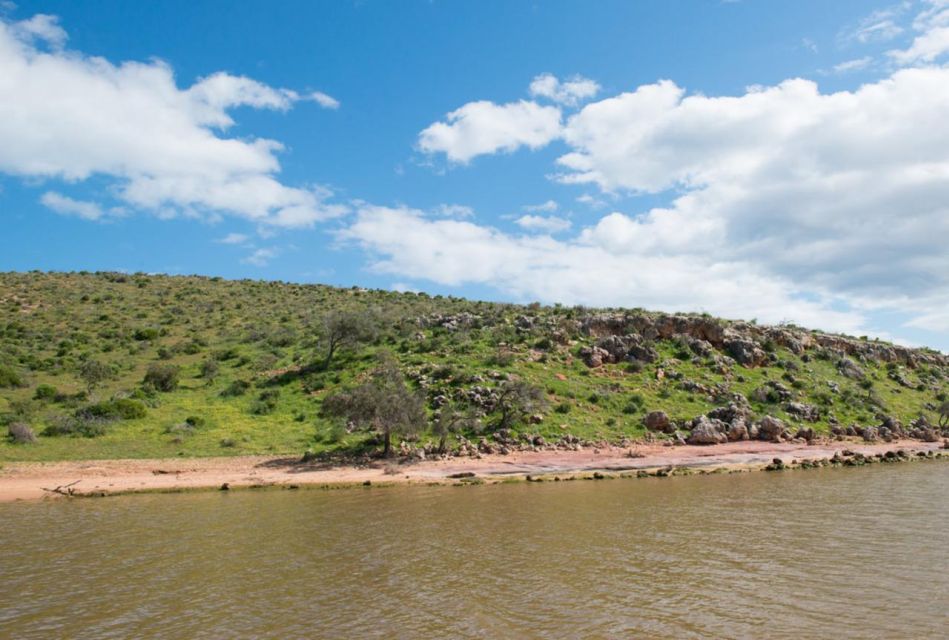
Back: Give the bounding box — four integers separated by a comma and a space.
1, 439, 946, 502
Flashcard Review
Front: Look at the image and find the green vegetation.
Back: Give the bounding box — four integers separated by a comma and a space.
0, 271, 946, 461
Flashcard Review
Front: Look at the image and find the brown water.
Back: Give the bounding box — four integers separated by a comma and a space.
2, 463, 947, 639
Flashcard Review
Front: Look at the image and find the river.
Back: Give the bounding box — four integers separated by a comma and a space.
2, 462, 947, 639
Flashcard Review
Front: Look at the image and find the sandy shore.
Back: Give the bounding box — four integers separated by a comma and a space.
1, 439, 944, 502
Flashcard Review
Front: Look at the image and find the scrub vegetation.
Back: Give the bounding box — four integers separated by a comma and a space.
0, 271, 946, 462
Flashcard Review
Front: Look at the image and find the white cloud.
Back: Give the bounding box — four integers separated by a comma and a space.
523, 199, 558, 213
529, 73, 600, 107
841, 4, 908, 44
40, 191, 105, 220
514, 214, 572, 234
888, 0, 949, 63
215, 232, 250, 245
10, 13, 66, 47
383, 61, 949, 339
432, 203, 475, 218
833, 56, 873, 73
242, 247, 278, 267
418, 100, 562, 163
338, 205, 871, 335
0, 14, 345, 227
309, 91, 340, 109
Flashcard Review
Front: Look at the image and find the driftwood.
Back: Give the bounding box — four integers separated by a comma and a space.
41, 480, 82, 497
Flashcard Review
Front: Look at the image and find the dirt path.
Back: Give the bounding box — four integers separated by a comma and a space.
1, 439, 944, 502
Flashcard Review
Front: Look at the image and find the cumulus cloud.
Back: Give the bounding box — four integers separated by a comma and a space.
338, 205, 870, 335
514, 214, 571, 234
0, 14, 345, 227
400, 58, 949, 339
40, 191, 106, 220
529, 73, 600, 106
418, 100, 562, 163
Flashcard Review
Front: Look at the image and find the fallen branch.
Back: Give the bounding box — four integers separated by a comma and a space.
41, 480, 82, 497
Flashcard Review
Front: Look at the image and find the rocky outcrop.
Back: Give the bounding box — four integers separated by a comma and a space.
578, 312, 948, 369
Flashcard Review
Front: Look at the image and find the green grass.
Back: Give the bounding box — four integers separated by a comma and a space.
0, 271, 945, 461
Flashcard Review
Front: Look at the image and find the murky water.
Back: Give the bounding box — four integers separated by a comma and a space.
2, 463, 947, 639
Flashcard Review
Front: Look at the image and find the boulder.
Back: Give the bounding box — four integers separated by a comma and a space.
726, 419, 750, 441
644, 410, 674, 434
757, 416, 786, 442
580, 346, 611, 368
786, 402, 820, 422
687, 416, 728, 445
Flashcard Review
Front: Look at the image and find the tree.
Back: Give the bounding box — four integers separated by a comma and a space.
143, 364, 179, 392
322, 354, 424, 456
494, 379, 548, 430
79, 360, 113, 393
432, 400, 479, 453
318, 310, 377, 369
939, 400, 949, 429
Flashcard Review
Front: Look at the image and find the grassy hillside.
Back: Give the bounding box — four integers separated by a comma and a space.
1, 271, 946, 462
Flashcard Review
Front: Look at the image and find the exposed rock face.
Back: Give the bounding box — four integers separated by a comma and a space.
757, 416, 786, 442
579, 312, 948, 369
644, 411, 674, 434
723, 333, 768, 367
687, 416, 728, 445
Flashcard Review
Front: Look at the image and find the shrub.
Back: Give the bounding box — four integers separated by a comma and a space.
44, 414, 109, 438
83, 399, 147, 420
133, 327, 160, 341
34, 384, 58, 401
7, 422, 37, 444
143, 364, 179, 392
0, 365, 24, 388
220, 379, 251, 397
250, 389, 280, 415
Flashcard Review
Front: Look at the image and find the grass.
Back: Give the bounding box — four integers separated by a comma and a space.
0, 271, 945, 462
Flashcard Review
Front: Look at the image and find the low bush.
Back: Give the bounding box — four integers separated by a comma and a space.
220, 379, 251, 397
0, 365, 24, 388
7, 421, 37, 444
143, 364, 179, 392
44, 414, 109, 438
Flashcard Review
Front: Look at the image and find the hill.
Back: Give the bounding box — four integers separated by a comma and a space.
1, 271, 946, 462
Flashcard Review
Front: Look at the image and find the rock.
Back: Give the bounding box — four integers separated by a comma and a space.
687, 416, 728, 445
757, 416, 786, 442
726, 419, 749, 441
786, 402, 820, 422
644, 411, 674, 434
862, 426, 879, 442
723, 334, 767, 367
580, 345, 611, 368
837, 358, 865, 380
794, 427, 815, 442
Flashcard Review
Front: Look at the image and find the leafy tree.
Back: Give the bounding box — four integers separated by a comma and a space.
318, 310, 377, 369
432, 400, 479, 453
322, 354, 423, 456
79, 359, 113, 393
495, 379, 548, 430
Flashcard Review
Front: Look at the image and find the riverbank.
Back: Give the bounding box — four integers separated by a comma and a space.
2, 439, 946, 501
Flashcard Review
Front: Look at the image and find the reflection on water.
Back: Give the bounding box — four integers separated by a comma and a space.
2, 463, 947, 639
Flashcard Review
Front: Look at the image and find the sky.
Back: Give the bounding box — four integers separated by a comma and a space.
1, 0, 948, 352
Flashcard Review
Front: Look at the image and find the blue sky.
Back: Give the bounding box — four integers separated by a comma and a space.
2, 0, 949, 351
